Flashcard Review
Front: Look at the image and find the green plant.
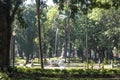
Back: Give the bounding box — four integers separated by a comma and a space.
101, 63, 104, 70
90, 60, 94, 70
84, 61, 87, 69
78, 69, 84, 75
8, 67, 120, 79
61, 69, 68, 74
91, 69, 99, 75
70, 69, 79, 75
106, 69, 118, 75
114, 58, 117, 65
107, 59, 111, 64
99, 69, 106, 75
103, 58, 107, 64
0, 72, 10, 80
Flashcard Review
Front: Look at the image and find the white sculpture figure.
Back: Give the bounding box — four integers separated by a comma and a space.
91, 49, 95, 59
58, 59, 64, 66
112, 47, 118, 58
58, 59, 65, 69
60, 46, 65, 58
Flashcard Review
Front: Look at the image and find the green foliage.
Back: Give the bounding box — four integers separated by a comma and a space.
99, 69, 106, 75
0, 72, 10, 80
78, 69, 84, 75
112, 0, 120, 9
90, 60, 94, 70
47, 6, 59, 23
103, 58, 107, 64
88, 8, 106, 21
12, 1, 120, 66
106, 69, 118, 75
89, 69, 100, 76
83, 61, 87, 69
114, 58, 117, 65
101, 63, 104, 70
15, 4, 37, 62
107, 59, 111, 64
17, 7, 28, 28
53, 0, 120, 18
6, 67, 120, 79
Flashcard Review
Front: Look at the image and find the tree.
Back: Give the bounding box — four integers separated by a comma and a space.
16, 4, 37, 64
97, 7, 120, 61
0, 0, 24, 70
35, 0, 45, 69
23, 4, 36, 63
52, 0, 120, 63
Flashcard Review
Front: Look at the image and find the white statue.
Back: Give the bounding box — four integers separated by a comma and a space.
112, 47, 118, 58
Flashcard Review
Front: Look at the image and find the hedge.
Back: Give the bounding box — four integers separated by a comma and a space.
6, 67, 120, 79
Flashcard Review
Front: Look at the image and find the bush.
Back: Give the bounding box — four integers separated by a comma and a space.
0, 72, 10, 80
8, 67, 120, 79
114, 58, 117, 65
78, 69, 84, 75
84, 61, 87, 69
90, 60, 94, 70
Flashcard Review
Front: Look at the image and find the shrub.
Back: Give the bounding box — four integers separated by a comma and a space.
0, 72, 10, 80
90, 69, 99, 75
70, 69, 79, 75
99, 69, 106, 75
84, 61, 87, 69
78, 69, 84, 75
8, 67, 120, 79
106, 69, 118, 75
103, 58, 107, 64
90, 60, 94, 70
114, 58, 117, 65
61, 69, 68, 74
101, 63, 104, 70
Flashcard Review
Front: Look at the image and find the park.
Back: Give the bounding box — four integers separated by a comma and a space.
0, 0, 120, 80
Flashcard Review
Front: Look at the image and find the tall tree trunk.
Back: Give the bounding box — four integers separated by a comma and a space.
60, 20, 67, 59
0, 5, 11, 69
62, 20, 67, 61
36, 0, 44, 69
0, 0, 21, 70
